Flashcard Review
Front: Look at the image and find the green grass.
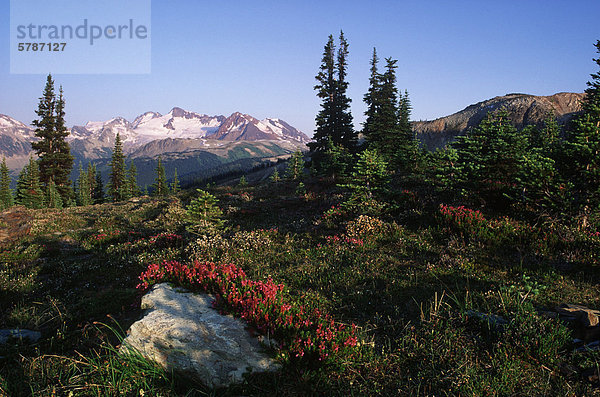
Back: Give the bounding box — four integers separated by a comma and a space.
0, 184, 599, 395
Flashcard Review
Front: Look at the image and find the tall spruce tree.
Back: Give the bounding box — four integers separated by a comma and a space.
362, 53, 419, 171
31, 76, 74, 203
152, 156, 169, 196
334, 31, 356, 149
0, 158, 14, 210
310, 32, 356, 159
565, 40, 600, 216
310, 34, 336, 156
363, 48, 381, 141
108, 133, 127, 201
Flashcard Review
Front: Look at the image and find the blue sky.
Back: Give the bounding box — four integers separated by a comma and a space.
1, 0, 599, 137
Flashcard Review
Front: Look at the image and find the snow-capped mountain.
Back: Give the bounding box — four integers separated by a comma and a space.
0, 109, 309, 173
0, 115, 38, 169
69, 108, 309, 152
212, 112, 308, 142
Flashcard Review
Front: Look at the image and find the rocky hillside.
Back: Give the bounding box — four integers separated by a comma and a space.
414, 92, 585, 149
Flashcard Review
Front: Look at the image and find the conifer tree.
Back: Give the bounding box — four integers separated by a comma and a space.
76, 163, 92, 206
310, 35, 336, 156
342, 149, 389, 214
564, 40, 600, 215
514, 115, 571, 215
93, 170, 104, 204
127, 160, 141, 197
87, 163, 97, 199
363, 48, 381, 141
310, 32, 356, 158
171, 168, 180, 194
52, 86, 74, 200
15, 166, 27, 207
452, 109, 527, 209
426, 146, 460, 197
108, 132, 127, 201
320, 138, 352, 181
16, 157, 44, 209
285, 150, 305, 181
363, 53, 419, 171
334, 31, 356, 149
45, 180, 63, 209
238, 175, 248, 187
0, 158, 14, 210
31, 77, 74, 202
151, 156, 169, 196
270, 168, 281, 183
186, 189, 224, 234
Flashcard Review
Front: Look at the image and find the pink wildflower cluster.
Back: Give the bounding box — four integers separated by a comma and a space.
89, 230, 122, 244
147, 233, 183, 248
439, 204, 538, 245
325, 235, 364, 247
439, 205, 486, 228
319, 204, 346, 227
137, 260, 359, 364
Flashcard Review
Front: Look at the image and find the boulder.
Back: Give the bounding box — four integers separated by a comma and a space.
121, 283, 280, 388
555, 304, 600, 327
0, 329, 41, 344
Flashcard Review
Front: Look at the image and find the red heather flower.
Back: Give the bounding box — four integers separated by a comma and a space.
137, 260, 359, 365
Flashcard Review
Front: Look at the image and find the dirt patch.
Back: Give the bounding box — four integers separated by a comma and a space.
0, 206, 33, 247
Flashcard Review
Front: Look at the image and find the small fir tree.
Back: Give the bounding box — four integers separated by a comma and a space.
76, 163, 92, 206
171, 168, 180, 194
127, 160, 141, 197
151, 156, 169, 196
452, 109, 527, 209
45, 179, 63, 209
0, 158, 14, 210
270, 168, 281, 183
343, 149, 389, 205
15, 157, 44, 209
319, 138, 352, 181
186, 189, 224, 235
285, 150, 305, 181
93, 170, 104, 204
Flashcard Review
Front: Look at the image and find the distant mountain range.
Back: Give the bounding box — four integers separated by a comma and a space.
413, 92, 585, 149
0, 92, 587, 186
0, 108, 310, 186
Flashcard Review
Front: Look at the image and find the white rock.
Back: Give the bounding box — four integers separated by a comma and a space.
121, 283, 280, 388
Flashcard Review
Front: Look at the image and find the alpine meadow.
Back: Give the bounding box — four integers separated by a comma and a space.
1, 2, 600, 396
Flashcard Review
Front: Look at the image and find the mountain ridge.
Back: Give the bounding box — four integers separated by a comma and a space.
0, 108, 309, 169
413, 92, 585, 149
